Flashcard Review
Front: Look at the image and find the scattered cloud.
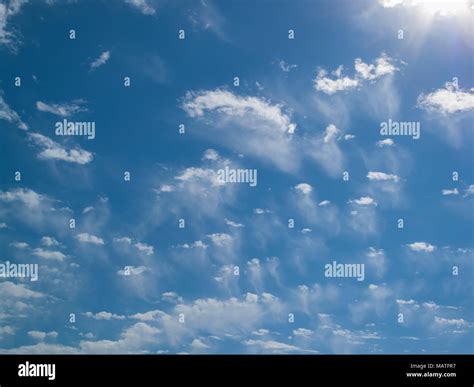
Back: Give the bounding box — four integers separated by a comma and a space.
28, 132, 93, 164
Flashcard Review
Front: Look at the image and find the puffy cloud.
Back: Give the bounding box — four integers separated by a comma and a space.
32, 248, 66, 261
84, 311, 126, 320
36, 100, 87, 117
0, 188, 42, 208
314, 53, 399, 95
434, 316, 472, 329
354, 54, 398, 81
323, 124, 340, 143
28, 132, 93, 164
314, 69, 359, 94
133, 242, 154, 256
417, 81, 474, 115
376, 138, 394, 147
75, 233, 105, 245
407, 242, 436, 252
202, 148, 220, 161
115, 237, 154, 255
179, 240, 208, 249
294, 183, 313, 195
349, 196, 377, 206
79, 322, 161, 354
207, 233, 233, 247
90, 50, 110, 70
41, 236, 60, 247
0, 282, 44, 298
367, 171, 400, 182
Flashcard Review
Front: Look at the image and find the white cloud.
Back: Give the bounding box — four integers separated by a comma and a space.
41, 236, 60, 247
354, 54, 398, 81
407, 242, 436, 252
28, 331, 58, 341
0, 281, 43, 298
0, 188, 42, 208
202, 148, 220, 161
442, 188, 459, 196
434, 316, 472, 329
376, 138, 395, 147
133, 242, 154, 256
84, 311, 126, 320
225, 218, 244, 228
294, 183, 313, 195
279, 60, 297, 72
175, 167, 224, 187
314, 69, 359, 94
161, 292, 183, 304
367, 171, 400, 182
207, 233, 233, 247
159, 184, 174, 192
75, 233, 105, 245
33, 248, 66, 261
417, 81, 474, 115
314, 53, 399, 95
464, 185, 474, 197
125, 0, 155, 15
90, 50, 111, 70
10, 241, 28, 249
0, 93, 28, 129
79, 322, 161, 354
180, 240, 208, 249
0, 0, 28, 48
378, 0, 470, 16
28, 132, 93, 164
182, 89, 297, 172
117, 266, 148, 276
36, 100, 87, 117
190, 338, 211, 350
244, 339, 307, 354
349, 196, 378, 206
323, 124, 340, 143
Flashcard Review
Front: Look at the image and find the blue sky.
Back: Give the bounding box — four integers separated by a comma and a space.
0, 0, 473, 354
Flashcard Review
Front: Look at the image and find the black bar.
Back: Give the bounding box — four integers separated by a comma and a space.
0, 355, 472, 386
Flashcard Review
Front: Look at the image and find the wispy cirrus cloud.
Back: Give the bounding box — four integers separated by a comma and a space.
90, 50, 111, 70
0, 93, 28, 130
36, 100, 87, 117
28, 132, 93, 164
